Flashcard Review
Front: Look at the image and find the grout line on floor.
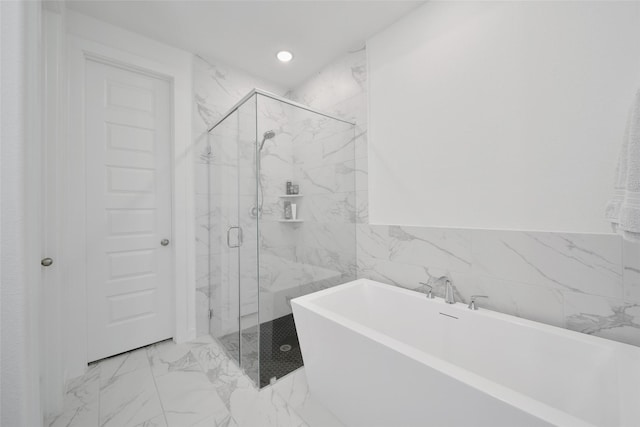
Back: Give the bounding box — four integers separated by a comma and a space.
146, 346, 170, 427
97, 365, 102, 427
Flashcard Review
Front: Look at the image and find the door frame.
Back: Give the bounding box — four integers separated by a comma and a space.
65, 36, 195, 378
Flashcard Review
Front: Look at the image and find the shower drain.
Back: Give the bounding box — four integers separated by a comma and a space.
279, 344, 292, 352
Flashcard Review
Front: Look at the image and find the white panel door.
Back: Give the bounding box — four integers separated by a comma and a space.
85, 59, 173, 362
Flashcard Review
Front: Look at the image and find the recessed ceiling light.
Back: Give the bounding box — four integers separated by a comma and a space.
276, 51, 293, 63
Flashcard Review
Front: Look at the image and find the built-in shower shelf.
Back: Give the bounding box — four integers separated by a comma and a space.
279, 194, 304, 198
278, 219, 304, 223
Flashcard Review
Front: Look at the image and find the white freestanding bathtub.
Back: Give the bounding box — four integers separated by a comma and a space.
291, 279, 640, 427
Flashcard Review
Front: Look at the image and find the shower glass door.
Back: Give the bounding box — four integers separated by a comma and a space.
208, 94, 259, 384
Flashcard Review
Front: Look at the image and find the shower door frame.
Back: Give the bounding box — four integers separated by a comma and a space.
207, 93, 261, 384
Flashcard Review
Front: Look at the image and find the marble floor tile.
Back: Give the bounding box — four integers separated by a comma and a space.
190, 413, 238, 427
191, 341, 255, 408
99, 346, 150, 387
50, 336, 334, 427
155, 370, 230, 427
99, 367, 164, 427
47, 364, 100, 427
147, 337, 212, 377
230, 386, 308, 427
133, 415, 168, 427
271, 369, 345, 427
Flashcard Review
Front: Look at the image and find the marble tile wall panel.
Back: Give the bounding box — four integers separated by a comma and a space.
209, 245, 241, 339
294, 161, 356, 196
472, 230, 623, 298
259, 221, 298, 255
302, 192, 357, 224
623, 240, 640, 303
297, 222, 357, 280
195, 286, 210, 337
193, 56, 285, 134
357, 224, 640, 346
565, 292, 640, 347
389, 225, 472, 273
195, 194, 210, 259
287, 47, 368, 226
292, 124, 355, 170
469, 276, 565, 327
286, 47, 366, 113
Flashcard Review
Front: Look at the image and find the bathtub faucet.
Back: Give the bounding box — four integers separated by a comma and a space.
438, 276, 455, 304
468, 295, 489, 310
418, 282, 435, 299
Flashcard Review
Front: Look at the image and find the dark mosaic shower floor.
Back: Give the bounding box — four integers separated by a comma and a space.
259, 314, 304, 387
218, 314, 304, 388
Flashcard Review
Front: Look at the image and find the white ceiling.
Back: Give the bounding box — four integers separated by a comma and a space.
66, 0, 425, 88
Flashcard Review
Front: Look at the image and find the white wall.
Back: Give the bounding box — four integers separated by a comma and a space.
368, 1, 640, 233
41, 4, 66, 418
63, 10, 195, 379
1, 1, 44, 425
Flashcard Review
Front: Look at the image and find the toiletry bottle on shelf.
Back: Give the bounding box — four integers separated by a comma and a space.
284, 201, 292, 220
286, 181, 292, 195
291, 203, 297, 220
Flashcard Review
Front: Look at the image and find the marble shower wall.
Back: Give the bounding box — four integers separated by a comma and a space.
292, 116, 357, 281
286, 47, 368, 224
255, 95, 299, 324
245, 47, 369, 322
257, 96, 358, 323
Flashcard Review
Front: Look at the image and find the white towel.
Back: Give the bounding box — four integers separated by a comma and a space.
605, 88, 640, 241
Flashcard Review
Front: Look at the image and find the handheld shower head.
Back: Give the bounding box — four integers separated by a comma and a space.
259, 130, 276, 151
253, 130, 277, 218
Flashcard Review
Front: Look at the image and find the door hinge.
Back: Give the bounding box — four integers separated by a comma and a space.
208, 309, 213, 320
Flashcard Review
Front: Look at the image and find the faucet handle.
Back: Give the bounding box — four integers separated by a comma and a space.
468, 295, 488, 310
418, 282, 434, 299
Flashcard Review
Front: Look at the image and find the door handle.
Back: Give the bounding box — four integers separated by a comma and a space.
161, 239, 170, 246
41, 257, 53, 267
227, 226, 243, 248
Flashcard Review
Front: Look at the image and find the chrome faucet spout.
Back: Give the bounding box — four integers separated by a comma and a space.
437, 276, 455, 304
444, 280, 455, 304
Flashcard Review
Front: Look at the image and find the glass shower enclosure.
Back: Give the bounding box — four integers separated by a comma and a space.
206, 89, 357, 387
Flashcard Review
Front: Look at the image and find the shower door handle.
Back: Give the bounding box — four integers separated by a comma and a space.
227, 226, 243, 248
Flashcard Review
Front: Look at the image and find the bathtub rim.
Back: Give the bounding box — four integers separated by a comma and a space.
292, 279, 640, 427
